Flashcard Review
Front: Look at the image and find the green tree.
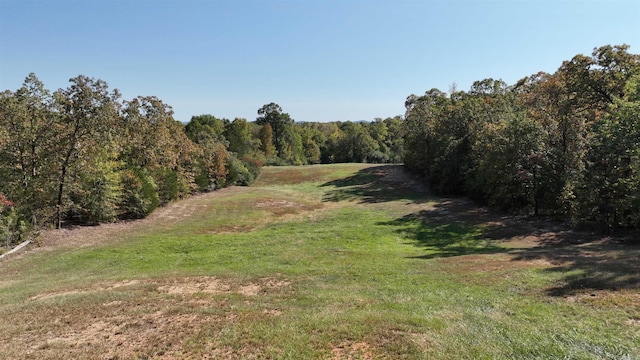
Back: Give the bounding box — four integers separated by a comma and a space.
0, 194, 27, 249
279, 125, 305, 165
185, 114, 227, 145
54, 75, 121, 228
381, 116, 404, 163
403, 89, 449, 177
256, 103, 294, 157
224, 118, 255, 158
334, 122, 378, 163
183, 114, 230, 191
299, 125, 322, 164
124, 97, 202, 203
258, 123, 276, 158
471, 113, 546, 213
577, 75, 640, 230
0, 73, 59, 226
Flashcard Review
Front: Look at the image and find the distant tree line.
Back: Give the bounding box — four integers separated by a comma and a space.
0, 75, 403, 247
403, 44, 640, 232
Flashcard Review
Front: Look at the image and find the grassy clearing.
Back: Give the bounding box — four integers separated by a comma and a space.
0, 163, 638, 359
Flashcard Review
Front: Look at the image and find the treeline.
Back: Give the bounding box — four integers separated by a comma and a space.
0, 74, 403, 247
404, 44, 640, 232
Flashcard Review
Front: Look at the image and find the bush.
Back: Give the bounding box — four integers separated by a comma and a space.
242, 157, 262, 180
226, 156, 255, 186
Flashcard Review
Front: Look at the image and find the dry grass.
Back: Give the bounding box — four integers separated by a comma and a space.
2, 276, 292, 360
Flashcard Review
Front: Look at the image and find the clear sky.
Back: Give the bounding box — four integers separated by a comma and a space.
1, 0, 638, 123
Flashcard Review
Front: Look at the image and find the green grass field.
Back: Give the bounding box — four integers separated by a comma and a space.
0, 164, 638, 359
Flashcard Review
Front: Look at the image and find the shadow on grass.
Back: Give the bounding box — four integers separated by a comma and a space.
380, 194, 640, 296
379, 211, 506, 259
324, 164, 640, 296
511, 241, 640, 296
321, 165, 432, 204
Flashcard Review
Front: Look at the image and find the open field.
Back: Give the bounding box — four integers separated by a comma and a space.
0, 163, 638, 359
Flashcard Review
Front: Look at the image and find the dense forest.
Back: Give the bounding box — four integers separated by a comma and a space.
1, 44, 638, 249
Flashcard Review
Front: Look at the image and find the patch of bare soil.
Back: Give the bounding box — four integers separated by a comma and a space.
12, 277, 292, 359
156, 276, 291, 297
331, 341, 374, 360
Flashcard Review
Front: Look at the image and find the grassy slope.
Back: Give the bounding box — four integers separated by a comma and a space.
0, 163, 638, 359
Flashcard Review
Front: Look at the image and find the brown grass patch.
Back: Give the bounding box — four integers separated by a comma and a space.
6, 276, 293, 359
439, 253, 554, 273
331, 341, 374, 360
29, 280, 143, 301
256, 165, 373, 186
156, 276, 291, 297
254, 197, 322, 216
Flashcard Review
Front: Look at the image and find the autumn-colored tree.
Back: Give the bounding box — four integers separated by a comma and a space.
54, 75, 121, 228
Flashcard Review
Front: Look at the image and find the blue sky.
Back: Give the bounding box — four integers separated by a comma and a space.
1, 0, 638, 123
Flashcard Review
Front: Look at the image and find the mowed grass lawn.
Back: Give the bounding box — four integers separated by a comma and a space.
0, 164, 638, 359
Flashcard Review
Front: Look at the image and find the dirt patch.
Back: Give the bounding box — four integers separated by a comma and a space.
331, 341, 374, 360
27, 307, 211, 359
15, 276, 293, 359
28, 277, 292, 304
157, 277, 232, 295
156, 276, 291, 297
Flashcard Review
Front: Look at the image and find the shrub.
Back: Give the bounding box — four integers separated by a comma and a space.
226, 156, 254, 186
242, 157, 263, 180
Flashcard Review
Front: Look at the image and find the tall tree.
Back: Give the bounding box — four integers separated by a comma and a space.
0, 74, 58, 225
256, 102, 294, 157
403, 89, 449, 177
54, 75, 121, 228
